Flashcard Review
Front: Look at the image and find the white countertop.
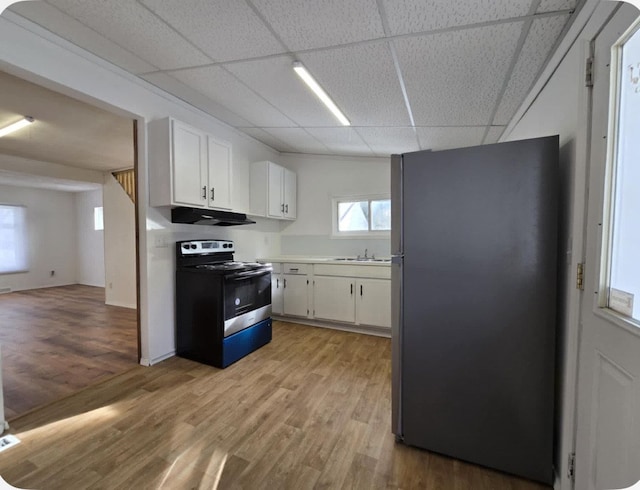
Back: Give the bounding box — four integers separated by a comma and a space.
258, 256, 391, 266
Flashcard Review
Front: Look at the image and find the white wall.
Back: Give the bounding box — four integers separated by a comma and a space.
103, 174, 136, 309
0, 183, 76, 291
0, 11, 283, 364
279, 153, 391, 257
75, 188, 105, 287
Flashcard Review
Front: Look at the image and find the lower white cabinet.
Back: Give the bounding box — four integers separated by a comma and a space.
313, 276, 391, 328
313, 276, 356, 323
283, 274, 308, 317
356, 278, 391, 328
271, 264, 283, 315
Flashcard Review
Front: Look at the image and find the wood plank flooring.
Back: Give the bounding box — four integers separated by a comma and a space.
0, 285, 138, 419
0, 321, 549, 489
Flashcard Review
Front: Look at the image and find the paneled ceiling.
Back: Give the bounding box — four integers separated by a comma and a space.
6, 0, 580, 157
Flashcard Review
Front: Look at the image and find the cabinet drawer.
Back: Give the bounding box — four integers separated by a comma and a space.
283, 263, 308, 275
314, 264, 391, 279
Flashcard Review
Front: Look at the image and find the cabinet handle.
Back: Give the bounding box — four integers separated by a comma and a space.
283, 278, 287, 288
202, 186, 207, 199
360, 285, 363, 296
350, 283, 353, 295
281, 203, 285, 213
276, 278, 279, 288
210, 187, 215, 201
289, 268, 298, 272
285, 204, 289, 213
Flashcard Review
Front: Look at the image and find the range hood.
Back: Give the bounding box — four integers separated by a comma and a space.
171, 207, 256, 226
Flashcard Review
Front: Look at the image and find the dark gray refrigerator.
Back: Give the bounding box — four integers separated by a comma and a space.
391, 136, 558, 485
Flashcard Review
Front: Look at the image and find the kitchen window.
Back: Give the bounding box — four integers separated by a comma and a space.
0, 204, 28, 274
602, 18, 640, 323
94, 206, 104, 231
332, 195, 391, 237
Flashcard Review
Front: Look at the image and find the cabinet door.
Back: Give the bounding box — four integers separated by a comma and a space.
283, 274, 308, 317
283, 168, 297, 219
313, 276, 355, 323
172, 120, 207, 207
272, 274, 284, 315
207, 136, 232, 210
357, 279, 391, 328
267, 162, 284, 218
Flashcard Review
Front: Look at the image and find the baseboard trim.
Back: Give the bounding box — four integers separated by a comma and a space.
105, 300, 137, 309
272, 316, 391, 338
140, 351, 176, 367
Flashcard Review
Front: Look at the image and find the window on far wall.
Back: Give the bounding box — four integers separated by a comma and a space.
333, 196, 391, 236
94, 206, 104, 231
0, 204, 28, 274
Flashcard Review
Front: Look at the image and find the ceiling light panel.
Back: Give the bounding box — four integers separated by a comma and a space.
226, 56, 339, 127
9, 2, 157, 74
299, 43, 412, 127
304, 127, 373, 155
415, 126, 486, 151
356, 127, 420, 156
262, 127, 329, 154
44, 0, 210, 70
141, 0, 284, 62
250, 0, 385, 51
395, 22, 523, 126
493, 15, 569, 125
381, 0, 531, 36
537, 0, 577, 13
169, 66, 295, 127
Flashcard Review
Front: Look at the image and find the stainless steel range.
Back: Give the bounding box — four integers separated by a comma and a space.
175, 239, 272, 368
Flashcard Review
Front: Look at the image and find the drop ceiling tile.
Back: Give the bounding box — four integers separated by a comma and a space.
169, 66, 296, 127
485, 126, 506, 144
493, 14, 569, 125
10, 2, 157, 74
381, 0, 531, 35
263, 128, 329, 154
225, 55, 338, 127
537, 0, 577, 13
44, 0, 211, 70
141, 72, 253, 127
250, 0, 385, 51
305, 127, 373, 156
141, 0, 284, 62
240, 127, 297, 153
356, 127, 420, 156
395, 22, 523, 126
415, 126, 485, 151
299, 42, 411, 127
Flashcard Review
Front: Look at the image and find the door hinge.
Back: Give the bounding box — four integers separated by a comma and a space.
576, 263, 585, 290
568, 452, 576, 482
585, 57, 594, 87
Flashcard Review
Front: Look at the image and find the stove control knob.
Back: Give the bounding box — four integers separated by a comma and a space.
190, 244, 197, 249
182, 244, 189, 249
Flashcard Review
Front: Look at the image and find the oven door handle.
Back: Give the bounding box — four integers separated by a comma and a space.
224, 269, 271, 281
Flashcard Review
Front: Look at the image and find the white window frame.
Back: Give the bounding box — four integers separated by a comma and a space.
0, 204, 28, 274
598, 17, 640, 327
331, 194, 391, 239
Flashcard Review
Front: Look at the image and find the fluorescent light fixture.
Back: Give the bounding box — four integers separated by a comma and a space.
293, 61, 350, 126
0, 116, 34, 138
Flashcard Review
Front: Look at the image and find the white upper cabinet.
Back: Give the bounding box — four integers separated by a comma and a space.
149, 118, 232, 210
207, 136, 232, 210
250, 161, 297, 220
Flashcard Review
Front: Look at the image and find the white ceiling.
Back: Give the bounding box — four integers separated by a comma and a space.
5, 0, 580, 157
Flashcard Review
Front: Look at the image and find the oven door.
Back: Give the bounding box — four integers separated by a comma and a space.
222, 269, 272, 337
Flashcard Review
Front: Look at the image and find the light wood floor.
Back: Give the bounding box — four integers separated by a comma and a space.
0, 321, 549, 489
0, 285, 138, 419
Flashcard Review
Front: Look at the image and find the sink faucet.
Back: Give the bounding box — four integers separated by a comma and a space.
357, 249, 374, 260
